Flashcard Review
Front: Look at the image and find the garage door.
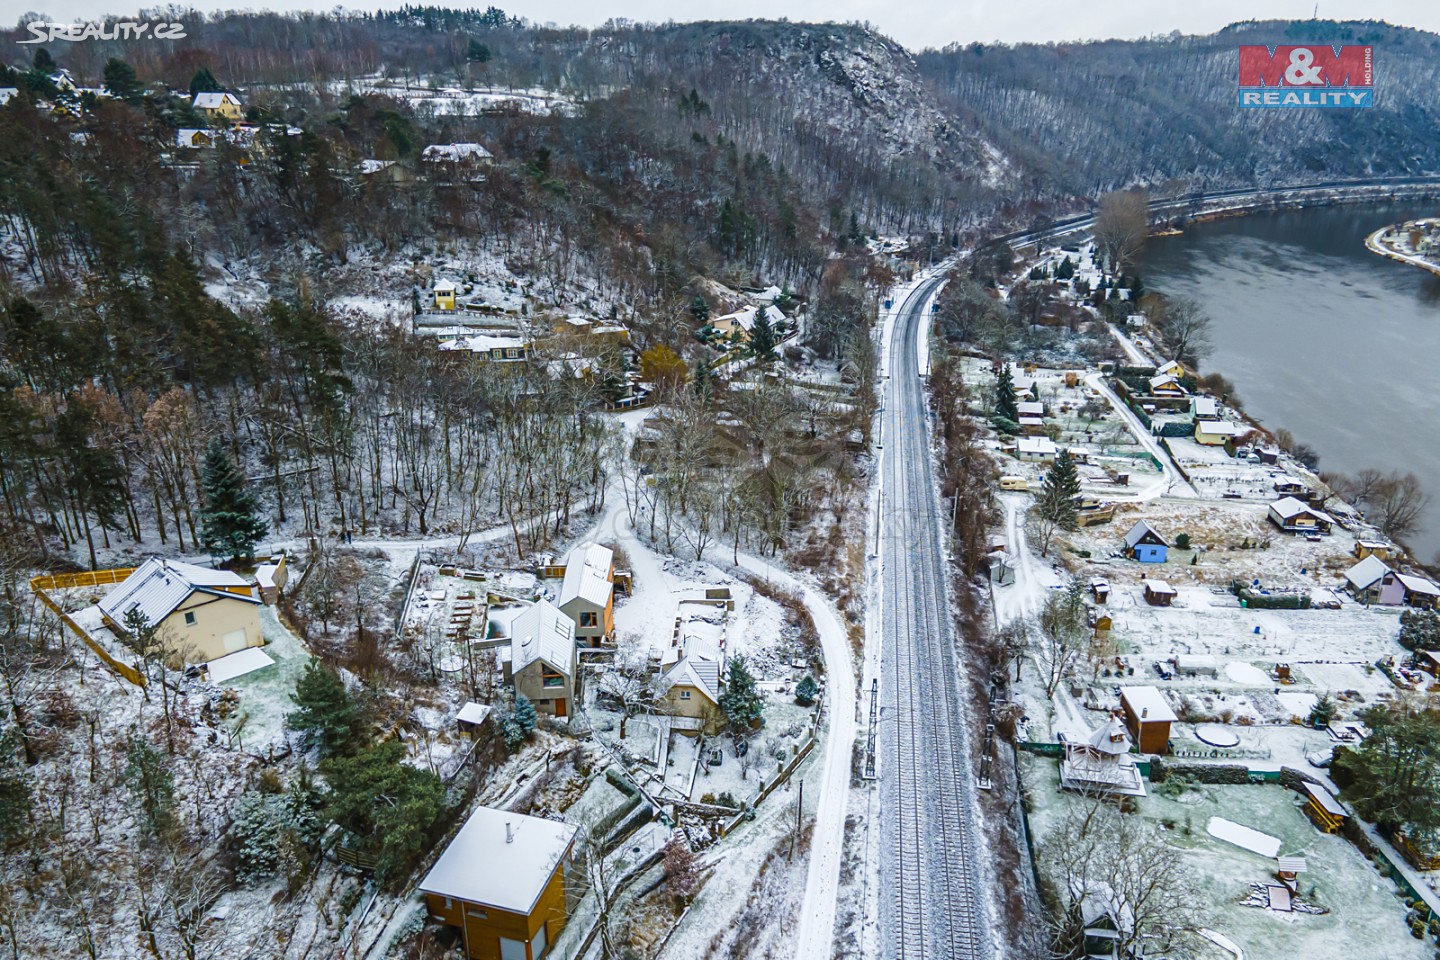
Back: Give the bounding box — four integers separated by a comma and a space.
222, 629, 250, 653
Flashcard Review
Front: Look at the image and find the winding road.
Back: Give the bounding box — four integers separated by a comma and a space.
876, 275, 994, 960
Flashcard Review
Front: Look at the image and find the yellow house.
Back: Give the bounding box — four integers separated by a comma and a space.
433, 280, 458, 311
420, 806, 578, 960
558, 543, 614, 647
98, 557, 262, 664
1194, 419, 1239, 446
192, 91, 243, 121
661, 657, 723, 734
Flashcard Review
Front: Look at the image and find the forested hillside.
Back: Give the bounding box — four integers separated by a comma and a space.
918, 19, 1440, 194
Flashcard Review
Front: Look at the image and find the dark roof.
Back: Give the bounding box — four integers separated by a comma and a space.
1123, 520, 1168, 549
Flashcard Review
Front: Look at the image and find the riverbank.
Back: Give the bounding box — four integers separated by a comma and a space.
1364, 219, 1440, 278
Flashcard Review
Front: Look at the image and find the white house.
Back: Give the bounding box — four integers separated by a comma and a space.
558, 543, 615, 646
1016, 436, 1058, 462
1268, 496, 1334, 534
1060, 715, 1146, 798
506, 599, 578, 718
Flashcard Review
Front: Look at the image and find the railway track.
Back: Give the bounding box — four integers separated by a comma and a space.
879, 275, 992, 960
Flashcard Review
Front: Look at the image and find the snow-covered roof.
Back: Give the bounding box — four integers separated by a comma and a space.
559, 543, 613, 608
1148, 373, 1184, 393
254, 564, 280, 589
1157, 359, 1185, 376
358, 159, 396, 174
192, 91, 241, 110
419, 806, 577, 913
664, 656, 720, 703
712, 306, 756, 332
1192, 397, 1219, 418
438, 334, 527, 354
1269, 496, 1334, 524
1123, 520, 1166, 549
1143, 579, 1176, 595
421, 142, 492, 162
0, 88, 18, 105
509, 599, 574, 678
1085, 716, 1132, 756
1121, 686, 1177, 723
433, 279, 456, 292
98, 557, 256, 629
1272, 475, 1307, 490
1277, 855, 1308, 874
1195, 420, 1239, 436
1016, 436, 1057, 455
206, 646, 274, 682
1303, 781, 1347, 818
176, 128, 213, 148
1344, 555, 1392, 590
1016, 401, 1044, 416
1018, 416, 1044, 427
457, 701, 492, 726
1396, 574, 1440, 598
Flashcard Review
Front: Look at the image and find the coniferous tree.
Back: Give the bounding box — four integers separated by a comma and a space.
124, 734, 175, 836
719, 655, 764, 731
692, 355, 713, 403
320, 740, 445, 886
189, 67, 221, 98
750, 310, 777, 364
102, 58, 142, 102
1036, 448, 1083, 532
200, 439, 267, 561
287, 660, 362, 756
689, 295, 710, 325
994, 365, 1020, 423
513, 693, 538, 734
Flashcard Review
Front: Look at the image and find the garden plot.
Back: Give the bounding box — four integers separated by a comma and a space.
1022, 756, 1430, 960
219, 605, 314, 749
1056, 498, 1361, 591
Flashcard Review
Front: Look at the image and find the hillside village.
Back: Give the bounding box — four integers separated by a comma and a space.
5, 10, 1440, 960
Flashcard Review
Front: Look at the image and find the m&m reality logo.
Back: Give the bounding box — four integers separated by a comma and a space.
1237, 45, 1373, 108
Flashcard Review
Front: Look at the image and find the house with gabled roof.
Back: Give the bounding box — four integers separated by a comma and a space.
420, 805, 578, 960
1268, 496, 1334, 535
97, 557, 261, 664
1344, 555, 1404, 606
558, 543, 614, 647
192, 91, 243, 121
1121, 520, 1168, 563
1060, 714, 1146, 798
506, 599, 578, 718
1147, 373, 1187, 397
1395, 573, 1440, 610
661, 656, 724, 734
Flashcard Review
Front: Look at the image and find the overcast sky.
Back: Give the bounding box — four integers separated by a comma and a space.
3, 0, 1436, 49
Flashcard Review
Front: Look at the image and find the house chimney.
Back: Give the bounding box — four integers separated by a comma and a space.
1141, 707, 1149, 719
506, 821, 514, 844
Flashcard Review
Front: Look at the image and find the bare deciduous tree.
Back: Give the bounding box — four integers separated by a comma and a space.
1094, 189, 1149, 273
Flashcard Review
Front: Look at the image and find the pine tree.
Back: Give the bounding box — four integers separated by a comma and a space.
200, 439, 267, 561
689, 295, 711, 325
514, 694, 538, 735
189, 67, 221, 98
794, 674, 819, 706
102, 58, 142, 102
1037, 448, 1083, 532
124, 734, 175, 836
320, 741, 445, 885
287, 660, 361, 755
994, 365, 1020, 423
0, 728, 31, 843
692, 355, 713, 403
719, 656, 765, 731
750, 310, 777, 364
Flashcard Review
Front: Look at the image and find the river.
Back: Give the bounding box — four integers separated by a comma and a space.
1142, 201, 1440, 561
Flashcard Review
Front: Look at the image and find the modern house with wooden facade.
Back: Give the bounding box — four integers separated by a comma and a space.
1267, 497, 1335, 535
420, 806, 578, 960
558, 543, 615, 647
506, 599, 578, 718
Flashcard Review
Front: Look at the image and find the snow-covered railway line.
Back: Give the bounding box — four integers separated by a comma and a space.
879, 275, 992, 960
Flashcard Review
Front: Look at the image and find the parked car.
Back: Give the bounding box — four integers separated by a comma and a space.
1306, 748, 1334, 768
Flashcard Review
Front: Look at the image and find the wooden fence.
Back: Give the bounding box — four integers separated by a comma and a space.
30, 571, 147, 687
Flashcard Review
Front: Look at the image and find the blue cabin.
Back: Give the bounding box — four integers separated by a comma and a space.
1123, 520, 1169, 563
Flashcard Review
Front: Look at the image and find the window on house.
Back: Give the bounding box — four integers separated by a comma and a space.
680, 690, 691, 700
532, 922, 548, 959
541, 669, 565, 688
580, 612, 598, 627
499, 936, 526, 960
465, 907, 488, 919
184, 611, 196, 626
